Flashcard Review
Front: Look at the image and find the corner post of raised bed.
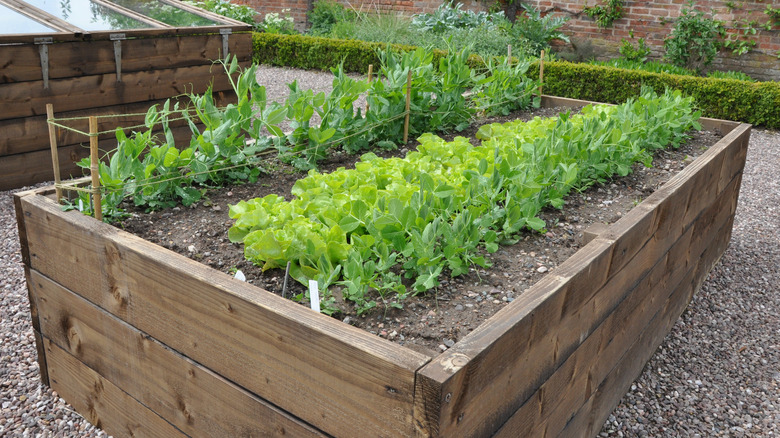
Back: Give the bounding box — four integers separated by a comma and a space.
403, 69, 412, 144
89, 116, 103, 222
46, 104, 62, 204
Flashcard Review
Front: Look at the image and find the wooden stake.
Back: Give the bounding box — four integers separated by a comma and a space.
89, 116, 103, 222
46, 103, 62, 204
507, 44, 512, 62
365, 64, 373, 114
539, 50, 545, 98
403, 70, 412, 145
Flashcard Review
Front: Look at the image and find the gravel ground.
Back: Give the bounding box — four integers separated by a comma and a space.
1, 66, 779, 437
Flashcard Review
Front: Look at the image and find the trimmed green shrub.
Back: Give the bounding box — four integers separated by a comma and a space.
528, 61, 780, 128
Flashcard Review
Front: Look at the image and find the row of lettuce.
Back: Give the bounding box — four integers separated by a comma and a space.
228, 88, 701, 314
70, 49, 539, 220
254, 32, 780, 129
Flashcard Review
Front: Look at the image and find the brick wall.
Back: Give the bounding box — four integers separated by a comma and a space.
237, 0, 780, 81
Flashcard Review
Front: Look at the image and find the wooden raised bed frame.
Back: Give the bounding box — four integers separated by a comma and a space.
15, 96, 751, 437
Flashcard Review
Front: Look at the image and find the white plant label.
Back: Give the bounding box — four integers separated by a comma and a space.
234, 270, 246, 282
309, 280, 320, 313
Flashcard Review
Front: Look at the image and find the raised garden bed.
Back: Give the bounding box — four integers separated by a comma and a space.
15, 96, 751, 437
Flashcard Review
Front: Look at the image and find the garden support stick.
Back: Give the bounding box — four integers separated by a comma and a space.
403, 70, 412, 144
46, 104, 62, 204
366, 64, 373, 113
89, 116, 103, 222
539, 50, 545, 97
508, 44, 512, 61
282, 261, 291, 299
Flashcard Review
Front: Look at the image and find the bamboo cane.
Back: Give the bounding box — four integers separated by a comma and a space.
89, 116, 103, 221
403, 70, 412, 144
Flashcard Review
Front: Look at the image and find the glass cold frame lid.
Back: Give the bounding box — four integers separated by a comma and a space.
25, 0, 148, 30
109, 0, 216, 27
0, 3, 57, 33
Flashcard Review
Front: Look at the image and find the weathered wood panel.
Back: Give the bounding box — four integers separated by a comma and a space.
44, 339, 188, 438
0, 33, 252, 84
18, 194, 431, 438
2, 63, 242, 120
30, 269, 328, 437
413, 122, 751, 437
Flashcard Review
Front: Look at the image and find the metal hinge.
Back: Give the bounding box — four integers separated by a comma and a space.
34, 37, 53, 89
220, 28, 232, 59
110, 33, 126, 82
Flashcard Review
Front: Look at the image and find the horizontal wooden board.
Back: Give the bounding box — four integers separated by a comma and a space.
30, 269, 328, 437
1, 62, 248, 120
0, 144, 87, 191
18, 192, 431, 438
44, 339, 186, 438
491, 172, 741, 437
0, 91, 237, 158
0, 33, 252, 84
557, 214, 734, 437
413, 123, 751, 437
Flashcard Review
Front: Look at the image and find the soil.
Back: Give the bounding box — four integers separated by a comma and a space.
117, 107, 723, 357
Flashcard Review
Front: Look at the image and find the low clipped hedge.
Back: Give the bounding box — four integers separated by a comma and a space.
252, 32, 780, 128
529, 62, 780, 129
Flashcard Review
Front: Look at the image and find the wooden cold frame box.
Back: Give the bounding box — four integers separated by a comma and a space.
0, 24, 252, 191
14, 96, 752, 437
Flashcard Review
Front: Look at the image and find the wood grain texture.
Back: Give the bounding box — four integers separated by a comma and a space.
1, 63, 246, 119
0, 26, 251, 45
414, 123, 751, 437
491, 173, 742, 437
44, 339, 187, 438
0, 33, 252, 84
18, 192, 431, 438
1, 144, 87, 191
30, 269, 327, 437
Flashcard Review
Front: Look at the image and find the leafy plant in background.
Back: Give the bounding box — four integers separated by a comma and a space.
583, 0, 624, 28
664, 2, 725, 73
507, 4, 569, 56
307, 0, 355, 36
619, 31, 650, 63
411, 2, 506, 33
258, 9, 297, 34
706, 70, 755, 82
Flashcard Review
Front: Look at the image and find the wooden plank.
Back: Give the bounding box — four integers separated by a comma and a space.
0, 26, 251, 45
0, 91, 238, 157
491, 172, 741, 437
558, 214, 735, 437
44, 339, 187, 438
18, 192, 431, 438
30, 269, 328, 437
0, 62, 247, 119
0, 33, 252, 84
413, 123, 751, 437
0, 144, 87, 191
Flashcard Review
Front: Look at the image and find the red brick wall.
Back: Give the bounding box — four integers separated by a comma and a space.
237, 0, 780, 81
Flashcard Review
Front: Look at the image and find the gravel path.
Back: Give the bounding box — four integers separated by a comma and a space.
1, 66, 779, 437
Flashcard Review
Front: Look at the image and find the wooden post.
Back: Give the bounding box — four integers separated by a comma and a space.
403, 70, 412, 144
507, 44, 512, 62
89, 116, 103, 222
46, 104, 62, 204
365, 64, 373, 114
539, 50, 545, 98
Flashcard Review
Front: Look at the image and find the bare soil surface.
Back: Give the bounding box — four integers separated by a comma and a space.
117, 106, 722, 356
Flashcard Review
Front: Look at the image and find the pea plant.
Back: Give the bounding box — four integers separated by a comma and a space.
229, 88, 701, 315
